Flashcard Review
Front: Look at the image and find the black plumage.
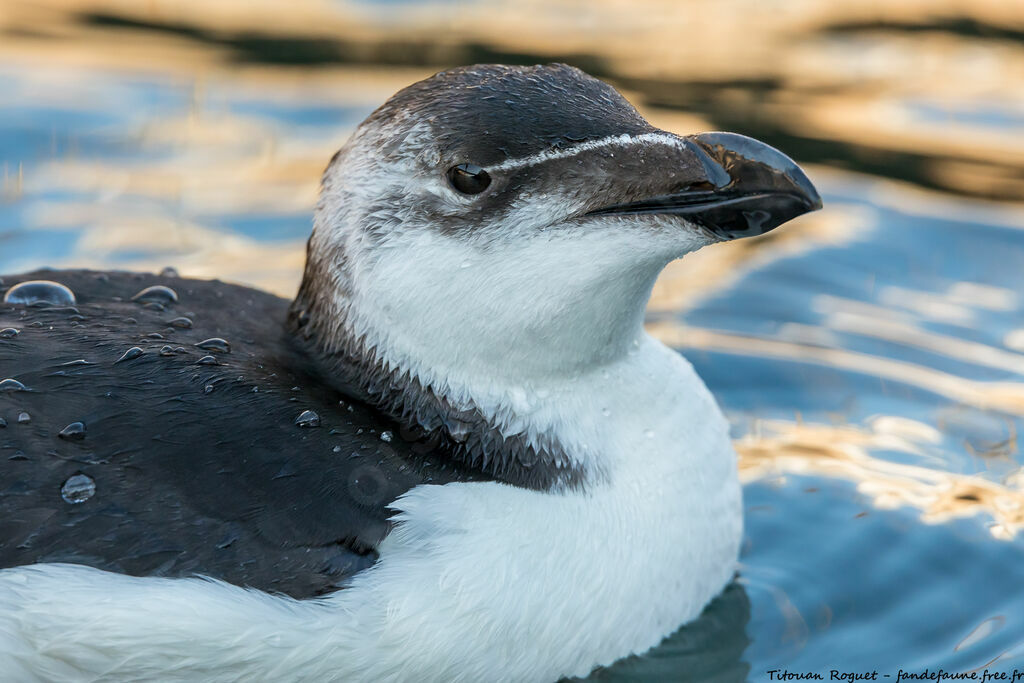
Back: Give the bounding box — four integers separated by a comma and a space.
0, 269, 482, 598
364, 63, 653, 168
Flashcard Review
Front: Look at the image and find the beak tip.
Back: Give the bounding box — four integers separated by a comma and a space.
795, 172, 824, 214
691, 131, 823, 239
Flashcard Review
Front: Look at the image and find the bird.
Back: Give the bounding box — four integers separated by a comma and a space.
0, 63, 820, 682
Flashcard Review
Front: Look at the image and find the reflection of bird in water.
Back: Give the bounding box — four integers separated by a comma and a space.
0, 63, 818, 681
593, 581, 752, 682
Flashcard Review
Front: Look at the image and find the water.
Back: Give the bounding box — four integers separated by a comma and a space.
114, 347, 144, 364
57, 421, 87, 441
295, 409, 322, 428
60, 473, 97, 504
131, 285, 179, 305
195, 337, 231, 354
1, 2, 1023, 679
662, 174, 1024, 678
2, 280, 77, 306
0, 379, 28, 392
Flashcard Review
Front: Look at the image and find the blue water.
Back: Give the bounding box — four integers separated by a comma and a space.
635, 180, 1024, 678
907, 100, 1024, 131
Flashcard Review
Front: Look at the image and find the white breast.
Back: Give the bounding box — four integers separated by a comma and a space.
0, 337, 741, 682
342, 336, 743, 681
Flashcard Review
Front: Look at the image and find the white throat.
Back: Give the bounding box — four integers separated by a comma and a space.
355, 229, 664, 380
311, 212, 711, 479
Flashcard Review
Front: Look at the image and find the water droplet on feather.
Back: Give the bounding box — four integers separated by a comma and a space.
58, 422, 86, 440
3, 280, 76, 306
0, 378, 27, 392
295, 410, 320, 428
131, 285, 178, 305
115, 347, 144, 363
195, 338, 230, 354
61, 473, 96, 504
273, 462, 299, 479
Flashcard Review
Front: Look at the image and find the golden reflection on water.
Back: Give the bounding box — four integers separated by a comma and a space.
652, 323, 1024, 418
734, 417, 1024, 541
652, 315, 1024, 540
3, 0, 1024, 199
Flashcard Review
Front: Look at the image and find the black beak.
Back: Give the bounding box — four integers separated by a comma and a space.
586, 132, 823, 240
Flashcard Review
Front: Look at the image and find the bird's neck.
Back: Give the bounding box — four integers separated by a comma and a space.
289, 229, 673, 490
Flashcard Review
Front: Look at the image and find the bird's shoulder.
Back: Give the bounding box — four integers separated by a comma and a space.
0, 269, 483, 597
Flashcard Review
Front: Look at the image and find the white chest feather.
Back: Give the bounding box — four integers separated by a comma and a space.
0, 339, 741, 682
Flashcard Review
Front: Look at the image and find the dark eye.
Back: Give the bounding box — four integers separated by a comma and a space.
447, 164, 491, 195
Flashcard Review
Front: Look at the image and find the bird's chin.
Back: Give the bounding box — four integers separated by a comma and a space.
580, 212, 721, 245
563, 214, 719, 269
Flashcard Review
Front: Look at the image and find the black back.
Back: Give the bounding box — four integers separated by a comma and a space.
0, 269, 482, 598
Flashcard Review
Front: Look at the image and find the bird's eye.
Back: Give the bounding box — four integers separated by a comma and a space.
447, 164, 491, 195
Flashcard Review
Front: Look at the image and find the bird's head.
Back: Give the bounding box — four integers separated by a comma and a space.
296, 63, 821, 384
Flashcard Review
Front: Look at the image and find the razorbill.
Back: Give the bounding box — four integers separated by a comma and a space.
0, 63, 821, 682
